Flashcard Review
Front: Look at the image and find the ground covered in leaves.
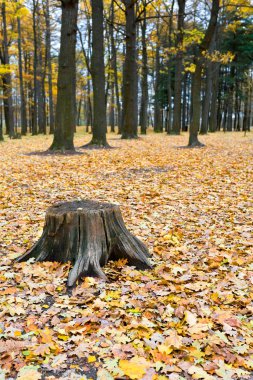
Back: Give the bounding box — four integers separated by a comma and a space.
0, 131, 253, 380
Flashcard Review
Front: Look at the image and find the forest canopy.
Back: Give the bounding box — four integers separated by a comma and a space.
0, 0, 252, 147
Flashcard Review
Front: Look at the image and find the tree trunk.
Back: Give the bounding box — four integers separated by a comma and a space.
0, 100, 3, 141
226, 66, 235, 132
49, 0, 78, 151
165, 0, 175, 134
182, 72, 188, 131
1, 2, 15, 138
154, 25, 162, 133
16, 200, 151, 287
200, 61, 213, 134
85, 79, 93, 132
121, 0, 138, 139
209, 62, 220, 132
188, 0, 220, 146
109, 85, 115, 132
17, 11, 28, 136
37, 12, 47, 135
32, 0, 38, 135
189, 64, 203, 146
110, 1, 121, 133
172, 0, 186, 135
44, 0, 54, 134
139, 6, 148, 135
85, 0, 108, 147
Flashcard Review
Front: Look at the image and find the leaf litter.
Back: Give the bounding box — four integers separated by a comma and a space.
0, 132, 253, 379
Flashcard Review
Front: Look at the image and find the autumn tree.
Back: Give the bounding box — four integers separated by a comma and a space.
121, 0, 138, 139
49, 0, 79, 151
188, 0, 220, 147
0, 1, 15, 138
171, 0, 186, 135
85, 0, 108, 147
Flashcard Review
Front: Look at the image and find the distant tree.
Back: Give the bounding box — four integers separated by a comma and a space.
189, 0, 220, 147
0, 1, 15, 138
43, 0, 55, 134
121, 0, 138, 139
86, 0, 108, 147
139, 1, 148, 134
16, 2, 28, 136
171, 0, 186, 135
49, 0, 79, 151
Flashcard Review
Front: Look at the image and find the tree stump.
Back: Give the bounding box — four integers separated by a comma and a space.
16, 200, 151, 286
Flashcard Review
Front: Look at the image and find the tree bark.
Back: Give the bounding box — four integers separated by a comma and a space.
121, 0, 138, 139
200, 61, 213, 134
44, 0, 55, 134
17, 10, 28, 136
139, 5, 148, 135
109, 85, 115, 132
16, 200, 151, 287
1, 2, 15, 138
37, 10, 47, 135
188, 0, 220, 147
110, 1, 121, 133
209, 63, 220, 132
0, 100, 3, 141
182, 72, 188, 131
85, 0, 108, 147
49, 0, 78, 151
172, 0, 186, 135
154, 23, 162, 132
32, 0, 38, 135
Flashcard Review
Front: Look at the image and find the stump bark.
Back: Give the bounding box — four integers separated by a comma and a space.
16, 200, 151, 286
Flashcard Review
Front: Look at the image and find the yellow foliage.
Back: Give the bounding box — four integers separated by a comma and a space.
119, 357, 150, 379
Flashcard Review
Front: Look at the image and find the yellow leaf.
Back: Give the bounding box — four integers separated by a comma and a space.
119, 357, 150, 379
57, 334, 69, 341
88, 355, 96, 363
158, 344, 173, 354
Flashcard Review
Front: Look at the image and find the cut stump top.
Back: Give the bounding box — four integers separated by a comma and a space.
48, 200, 118, 214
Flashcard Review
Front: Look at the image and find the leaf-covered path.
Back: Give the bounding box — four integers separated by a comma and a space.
0, 132, 253, 379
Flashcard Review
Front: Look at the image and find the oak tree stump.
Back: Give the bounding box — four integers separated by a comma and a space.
16, 200, 151, 286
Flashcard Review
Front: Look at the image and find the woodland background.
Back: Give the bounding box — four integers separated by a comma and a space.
0, 0, 252, 145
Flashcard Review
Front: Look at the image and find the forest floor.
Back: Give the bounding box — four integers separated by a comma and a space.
0, 131, 253, 380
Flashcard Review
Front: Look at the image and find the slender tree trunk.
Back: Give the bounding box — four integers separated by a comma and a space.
110, 1, 121, 133
154, 24, 162, 132
0, 99, 3, 141
243, 84, 250, 132
86, 78, 93, 132
32, 0, 38, 135
77, 97, 82, 126
172, 0, 186, 134
44, 0, 54, 134
17, 12, 28, 135
166, 0, 175, 134
209, 62, 220, 132
188, 0, 220, 146
86, 0, 108, 146
1, 2, 15, 138
182, 72, 188, 131
49, 0, 78, 151
37, 13, 46, 135
139, 6, 148, 135
121, 0, 138, 139
226, 66, 235, 132
109, 85, 115, 132
200, 61, 213, 134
